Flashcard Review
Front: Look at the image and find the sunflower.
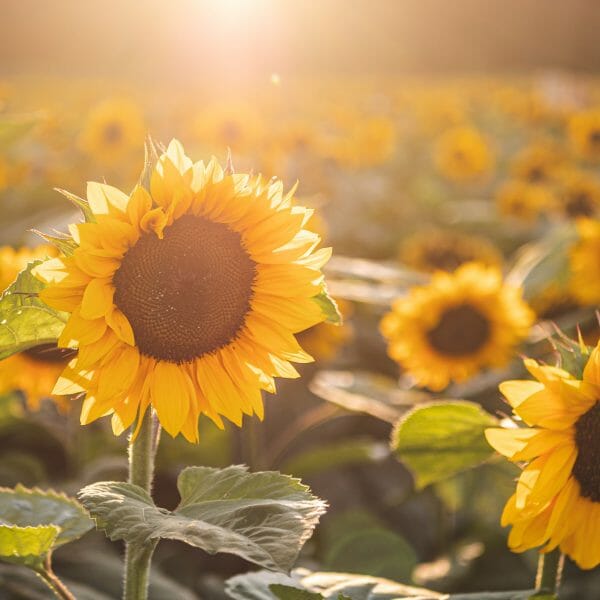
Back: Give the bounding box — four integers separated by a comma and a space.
510, 143, 564, 184
568, 108, 600, 161
34, 140, 331, 442
495, 180, 555, 222
555, 170, 600, 219
399, 229, 503, 274
333, 116, 397, 168
0, 245, 72, 412
380, 262, 533, 391
433, 126, 493, 183
570, 218, 600, 304
485, 348, 600, 569
79, 98, 145, 165
193, 104, 264, 157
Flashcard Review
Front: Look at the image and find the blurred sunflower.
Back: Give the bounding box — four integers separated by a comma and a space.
79, 98, 145, 165
399, 229, 503, 273
555, 170, 600, 219
0, 245, 72, 412
433, 126, 493, 182
568, 108, 600, 161
193, 104, 264, 156
570, 218, 600, 304
496, 180, 555, 222
34, 140, 331, 442
486, 349, 600, 569
335, 116, 397, 168
380, 262, 533, 390
510, 143, 563, 184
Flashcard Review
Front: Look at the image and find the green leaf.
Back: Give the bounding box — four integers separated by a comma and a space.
0, 485, 91, 571
0, 524, 58, 569
392, 401, 497, 488
0, 261, 68, 360
324, 527, 417, 582
226, 569, 444, 600
78, 465, 326, 572
55, 188, 95, 223
313, 287, 343, 326
0, 485, 93, 547
270, 584, 323, 600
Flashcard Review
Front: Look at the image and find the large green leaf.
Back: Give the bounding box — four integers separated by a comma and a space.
392, 401, 497, 489
0, 485, 92, 570
226, 569, 535, 600
79, 465, 326, 572
226, 569, 443, 600
0, 260, 68, 360
0, 525, 58, 569
270, 585, 324, 600
0, 485, 93, 547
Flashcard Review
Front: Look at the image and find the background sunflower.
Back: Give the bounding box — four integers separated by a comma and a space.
380, 262, 534, 390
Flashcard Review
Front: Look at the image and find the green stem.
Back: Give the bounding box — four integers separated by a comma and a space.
36, 553, 75, 600
535, 549, 564, 595
123, 410, 159, 600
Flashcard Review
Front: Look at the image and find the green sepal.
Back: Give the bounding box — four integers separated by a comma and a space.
313, 286, 342, 325
55, 187, 95, 223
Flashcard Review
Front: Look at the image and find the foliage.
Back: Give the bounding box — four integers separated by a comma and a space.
392, 401, 497, 488
0, 261, 67, 360
78, 465, 326, 572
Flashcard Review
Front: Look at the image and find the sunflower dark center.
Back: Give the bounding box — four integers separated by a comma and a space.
589, 130, 600, 147
112, 214, 256, 363
565, 192, 595, 218
104, 122, 123, 144
423, 248, 471, 272
426, 303, 491, 356
573, 402, 600, 502
221, 121, 241, 145
526, 166, 545, 183
23, 343, 77, 364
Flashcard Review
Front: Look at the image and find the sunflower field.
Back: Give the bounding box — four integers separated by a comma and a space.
2, 2, 600, 599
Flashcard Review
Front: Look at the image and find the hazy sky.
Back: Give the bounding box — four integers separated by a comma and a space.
1, 0, 600, 82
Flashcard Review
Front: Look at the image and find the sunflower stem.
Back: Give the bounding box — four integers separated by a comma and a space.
123, 410, 159, 600
535, 549, 564, 595
36, 553, 76, 600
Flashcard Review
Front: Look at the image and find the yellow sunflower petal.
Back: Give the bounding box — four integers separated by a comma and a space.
150, 361, 193, 437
